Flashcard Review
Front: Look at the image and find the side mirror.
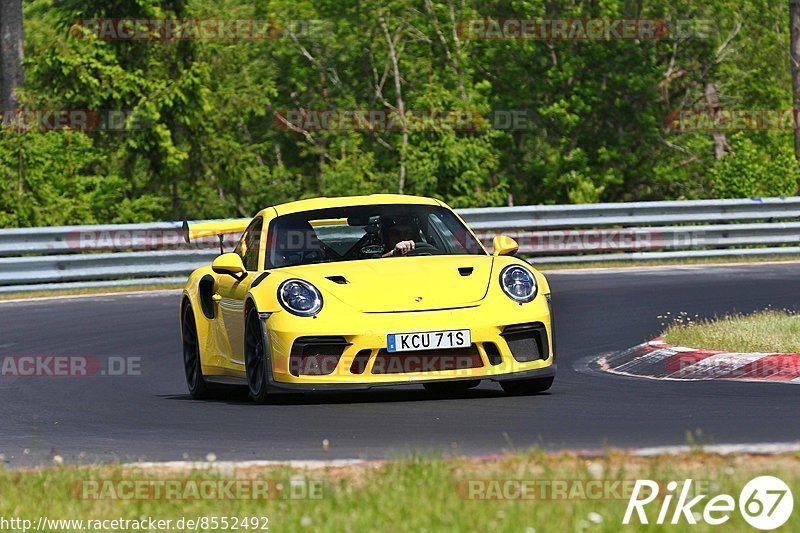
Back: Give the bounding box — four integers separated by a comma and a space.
492, 235, 519, 256
212, 252, 246, 278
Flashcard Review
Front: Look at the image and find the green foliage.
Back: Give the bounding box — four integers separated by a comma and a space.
0, 129, 167, 226
0, 0, 798, 227
710, 133, 800, 198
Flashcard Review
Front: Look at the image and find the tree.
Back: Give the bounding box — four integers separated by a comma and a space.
1, 0, 797, 227
0, 0, 24, 111
790, 0, 800, 193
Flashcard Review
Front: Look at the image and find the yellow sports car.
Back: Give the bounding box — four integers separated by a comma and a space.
180, 194, 555, 403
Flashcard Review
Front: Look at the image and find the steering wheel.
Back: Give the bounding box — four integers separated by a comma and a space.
404, 242, 440, 256
358, 244, 384, 257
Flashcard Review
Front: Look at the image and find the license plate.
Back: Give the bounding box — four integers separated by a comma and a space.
387, 329, 471, 353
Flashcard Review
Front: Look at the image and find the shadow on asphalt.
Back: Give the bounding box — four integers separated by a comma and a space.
158, 385, 553, 406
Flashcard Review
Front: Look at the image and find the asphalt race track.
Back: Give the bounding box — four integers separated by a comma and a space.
1, 263, 799, 466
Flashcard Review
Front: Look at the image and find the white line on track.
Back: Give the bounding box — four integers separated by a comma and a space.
631, 442, 800, 456
0, 289, 181, 305
123, 459, 375, 472
118, 443, 800, 472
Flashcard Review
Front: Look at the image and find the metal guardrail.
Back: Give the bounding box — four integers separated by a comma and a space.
0, 197, 798, 293
458, 197, 800, 230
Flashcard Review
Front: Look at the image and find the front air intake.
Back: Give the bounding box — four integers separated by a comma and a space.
289, 336, 350, 376
501, 323, 549, 363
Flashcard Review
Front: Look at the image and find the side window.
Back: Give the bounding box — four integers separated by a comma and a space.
427, 213, 455, 253
428, 212, 483, 254
234, 218, 263, 271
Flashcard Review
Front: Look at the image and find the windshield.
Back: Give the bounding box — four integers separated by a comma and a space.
266, 204, 485, 268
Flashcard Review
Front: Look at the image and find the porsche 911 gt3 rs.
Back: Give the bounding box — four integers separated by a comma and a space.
180, 194, 555, 403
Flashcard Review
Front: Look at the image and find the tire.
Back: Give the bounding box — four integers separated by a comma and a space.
423, 379, 480, 394
245, 307, 271, 404
182, 303, 211, 399
500, 376, 554, 395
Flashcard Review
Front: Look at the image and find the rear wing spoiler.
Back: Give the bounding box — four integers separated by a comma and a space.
182, 218, 251, 244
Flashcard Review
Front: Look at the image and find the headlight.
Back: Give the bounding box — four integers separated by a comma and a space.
500, 265, 537, 303
278, 279, 323, 316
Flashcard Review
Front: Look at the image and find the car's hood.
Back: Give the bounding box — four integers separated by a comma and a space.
277, 255, 495, 312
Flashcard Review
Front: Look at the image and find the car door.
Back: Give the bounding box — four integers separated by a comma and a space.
216, 217, 264, 366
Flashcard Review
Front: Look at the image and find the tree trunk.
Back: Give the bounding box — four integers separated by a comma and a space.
704, 83, 731, 160
380, 16, 407, 194
0, 0, 24, 112
790, 0, 800, 193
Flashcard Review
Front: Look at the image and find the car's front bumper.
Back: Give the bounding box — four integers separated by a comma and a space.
266, 364, 556, 392
263, 295, 555, 388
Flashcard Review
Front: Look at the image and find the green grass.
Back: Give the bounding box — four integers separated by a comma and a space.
1, 451, 799, 532
664, 310, 800, 353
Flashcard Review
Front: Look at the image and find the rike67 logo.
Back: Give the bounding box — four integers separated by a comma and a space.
623, 476, 793, 530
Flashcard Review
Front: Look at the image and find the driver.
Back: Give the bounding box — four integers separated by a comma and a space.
382, 222, 417, 257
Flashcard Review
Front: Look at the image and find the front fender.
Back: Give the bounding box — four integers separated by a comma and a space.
181, 266, 217, 371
